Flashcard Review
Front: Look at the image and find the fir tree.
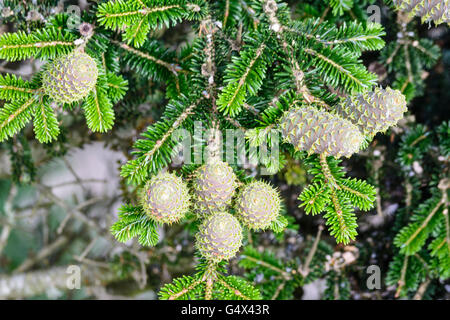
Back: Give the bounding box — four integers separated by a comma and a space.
0, 0, 447, 301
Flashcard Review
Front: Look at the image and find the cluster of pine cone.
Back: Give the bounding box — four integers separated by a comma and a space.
44, 51, 408, 264
280, 87, 407, 158
139, 160, 282, 263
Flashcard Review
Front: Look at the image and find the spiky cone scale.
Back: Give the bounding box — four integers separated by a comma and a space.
193, 160, 238, 216
393, 0, 450, 25
195, 212, 243, 263
279, 105, 364, 158
334, 87, 407, 137
235, 181, 281, 230
42, 51, 98, 104
139, 172, 190, 224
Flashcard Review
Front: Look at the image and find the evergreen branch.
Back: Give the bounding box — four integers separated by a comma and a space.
200, 262, 218, 300
270, 215, 288, 233
317, 22, 385, 52
120, 97, 201, 184
0, 74, 39, 101
276, 31, 328, 106
217, 276, 260, 300
394, 192, 445, 255
143, 103, 194, 159
325, 189, 358, 244
0, 96, 37, 141
113, 39, 182, 94
338, 178, 376, 211
324, 272, 351, 300
319, 153, 340, 189
113, 40, 180, 76
298, 182, 330, 215
271, 280, 286, 300
111, 204, 159, 246
97, 0, 206, 47
303, 47, 377, 93
82, 82, 115, 133
33, 99, 60, 143
122, 15, 152, 48
97, 1, 183, 28
223, 0, 231, 28
239, 0, 260, 29
395, 254, 408, 298
386, 252, 426, 298
0, 28, 76, 61
403, 202, 442, 246
413, 278, 432, 300
168, 278, 203, 300
300, 225, 324, 277
205, 276, 214, 300
159, 275, 202, 300
240, 251, 292, 280
217, 41, 267, 117
106, 72, 129, 103
287, 19, 385, 54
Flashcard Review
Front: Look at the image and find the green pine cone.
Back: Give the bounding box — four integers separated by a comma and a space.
335, 87, 407, 137
42, 51, 98, 104
393, 0, 450, 25
279, 105, 364, 158
139, 172, 190, 224
235, 181, 281, 230
193, 160, 238, 216
195, 212, 243, 263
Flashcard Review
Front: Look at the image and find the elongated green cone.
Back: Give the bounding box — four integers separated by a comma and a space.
235, 181, 281, 230
193, 160, 237, 216
42, 51, 98, 103
279, 105, 364, 158
195, 212, 243, 263
393, 0, 450, 25
139, 172, 190, 224
335, 87, 407, 137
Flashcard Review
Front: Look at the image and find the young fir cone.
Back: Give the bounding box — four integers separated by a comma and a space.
42, 51, 98, 104
139, 172, 190, 224
235, 181, 281, 230
279, 105, 364, 158
195, 212, 243, 263
334, 87, 407, 137
393, 0, 450, 25
193, 160, 238, 216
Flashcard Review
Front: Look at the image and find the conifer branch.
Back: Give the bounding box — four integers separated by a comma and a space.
120, 97, 201, 184
145, 101, 197, 159
217, 41, 267, 116
303, 47, 375, 93
403, 202, 443, 248
300, 225, 324, 277
270, 280, 286, 300
0, 96, 38, 141
0, 74, 39, 101
0, 28, 76, 61
319, 153, 340, 189
113, 40, 181, 76
167, 279, 202, 300
241, 254, 292, 280
395, 254, 408, 298
218, 278, 252, 300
